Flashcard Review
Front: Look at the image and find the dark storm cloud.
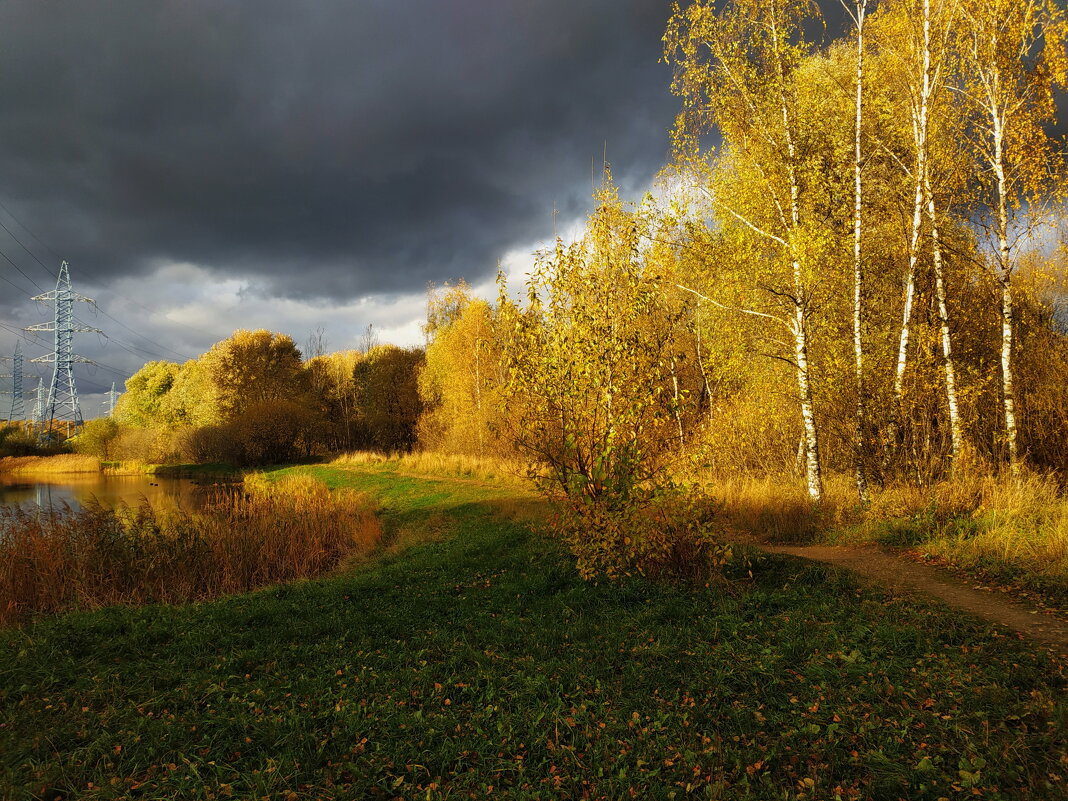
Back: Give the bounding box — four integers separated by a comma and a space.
0, 0, 678, 300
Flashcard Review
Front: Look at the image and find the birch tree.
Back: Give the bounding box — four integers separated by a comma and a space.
955, 0, 1068, 474
845, 0, 872, 501
666, 0, 826, 501
879, 0, 965, 468
418, 290, 507, 458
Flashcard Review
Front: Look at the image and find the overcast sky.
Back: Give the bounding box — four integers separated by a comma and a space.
0, 0, 1064, 418
0, 0, 681, 413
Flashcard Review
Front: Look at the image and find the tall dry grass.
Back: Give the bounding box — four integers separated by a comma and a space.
332, 449, 530, 486
704, 469, 1068, 590
101, 459, 152, 475
0, 454, 101, 475
0, 473, 381, 625
906, 473, 1068, 587
703, 473, 859, 542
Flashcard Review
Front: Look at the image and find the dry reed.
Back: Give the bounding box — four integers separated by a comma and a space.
0, 473, 381, 625
332, 450, 530, 486
101, 459, 152, 475
0, 454, 101, 475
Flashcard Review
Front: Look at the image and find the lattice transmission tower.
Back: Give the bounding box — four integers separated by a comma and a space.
104, 381, 120, 417
0, 340, 25, 423
25, 261, 100, 435
30, 377, 45, 429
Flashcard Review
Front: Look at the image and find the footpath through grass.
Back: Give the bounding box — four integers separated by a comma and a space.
1, 462, 1066, 800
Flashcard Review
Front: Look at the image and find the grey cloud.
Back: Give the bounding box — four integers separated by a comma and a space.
0, 0, 677, 301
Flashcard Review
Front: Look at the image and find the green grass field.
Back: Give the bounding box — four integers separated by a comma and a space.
1, 462, 1065, 800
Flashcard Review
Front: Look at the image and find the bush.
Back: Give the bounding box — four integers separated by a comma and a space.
229, 399, 319, 464
177, 400, 320, 466
0, 425, 68, 458
111, 425, 182, 464
178, 424, 242, 465
552, 486, 731, 582
499, 181, 730, 581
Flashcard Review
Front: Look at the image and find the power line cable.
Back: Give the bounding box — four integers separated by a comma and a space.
74, 313, 184, 361
0, 215, 55, 279
0, 210, 200, 361
0, 245, 46, 293
0, 271, 34, 295
0, 320, 129, 381
0, 197, 63, 263
84, 305, 194, 361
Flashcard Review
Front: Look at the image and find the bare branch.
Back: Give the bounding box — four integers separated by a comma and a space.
697, 186, 788, 246
674, 283, 791, 329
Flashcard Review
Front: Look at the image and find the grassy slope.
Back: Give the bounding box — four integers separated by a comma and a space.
1, 463, 1065, 800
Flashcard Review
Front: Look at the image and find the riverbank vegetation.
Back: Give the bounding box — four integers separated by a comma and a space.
0, 454, 100, 475
2, 463, 1064, 800
0, 473, 380, 625
9, 0, 1068, 607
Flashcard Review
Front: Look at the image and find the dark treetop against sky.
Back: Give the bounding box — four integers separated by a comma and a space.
0, 1, 1061, 408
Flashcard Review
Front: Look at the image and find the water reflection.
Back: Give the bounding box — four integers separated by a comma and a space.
0, 473, 221, 512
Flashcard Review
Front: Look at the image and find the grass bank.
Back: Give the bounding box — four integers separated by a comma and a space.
331, 449, 528, 487
1, 461, 1065, 800
101, 460, 241, 479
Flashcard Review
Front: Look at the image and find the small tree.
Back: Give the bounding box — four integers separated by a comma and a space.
499, 181, 729, 580
74, 417, 120, 461
418, 286, 508, 458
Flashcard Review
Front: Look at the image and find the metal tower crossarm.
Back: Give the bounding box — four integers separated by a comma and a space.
24, 261, 100, 434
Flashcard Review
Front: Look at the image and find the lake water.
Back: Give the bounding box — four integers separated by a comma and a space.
0, 473, 220, 512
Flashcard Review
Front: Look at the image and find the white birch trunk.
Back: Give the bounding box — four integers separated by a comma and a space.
696, 307, 714, 425
893, 175, 924, 407
670, 358, 685, 448
474, 336, 484, 458
890, 0, 934, 459
851, 0, 870, 502
992, 113, 1020, 474
793, 306, 822, 502
924, 170, 964, 466
769, 11, 823, 503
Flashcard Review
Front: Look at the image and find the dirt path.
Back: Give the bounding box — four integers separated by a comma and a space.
762, 544, 1068, 661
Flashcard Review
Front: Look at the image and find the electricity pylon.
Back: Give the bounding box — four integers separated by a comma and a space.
25, 261, 99, 436
30, 377, 44, 429
104, 381, 120, 417
0, 340, 24, 423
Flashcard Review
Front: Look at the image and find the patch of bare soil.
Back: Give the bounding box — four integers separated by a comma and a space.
762, 544, 1068, 661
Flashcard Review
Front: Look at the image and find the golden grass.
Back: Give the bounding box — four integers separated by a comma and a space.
332, 449, 531, 486
0, 454, 101, 475
701, 469, 1068, 586
702, 473, 859, 542
0, 473, 381, 625
101, 459, 152, 475
916, 473, 1068, 585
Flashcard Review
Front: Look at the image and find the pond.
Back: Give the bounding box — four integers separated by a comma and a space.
0, 473, 222, 512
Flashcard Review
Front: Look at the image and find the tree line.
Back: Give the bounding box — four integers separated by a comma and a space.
415, 0, 1068, 575
81, 0, 1067, 578
84, 330, 423, 465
